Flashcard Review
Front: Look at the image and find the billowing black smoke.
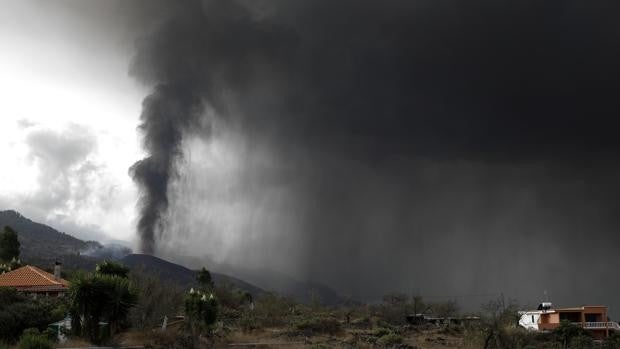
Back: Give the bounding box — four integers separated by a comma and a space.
130, 84, 205, 253
128, 0, 293, 253
126, 0, 620, 312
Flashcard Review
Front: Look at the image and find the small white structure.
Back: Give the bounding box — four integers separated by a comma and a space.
48, 316, 71, 343
518, 310, 544, 330
518, 302, 553, 331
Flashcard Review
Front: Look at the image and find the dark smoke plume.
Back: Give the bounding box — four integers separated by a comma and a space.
130, 84, 205, 254
125, 0, 620, 313
128, 0, 291, 253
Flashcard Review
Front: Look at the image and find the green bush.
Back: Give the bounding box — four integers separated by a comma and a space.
69, 272, 138, 343
604, 331, 620, 349
254, 293, 295, 327
350, 316, 372, 329
294, 316, 341, 335
0, 288, 66, 342
377, 332, 403, 347
185, 290, 218, 330
17, 332, 53, 349
569, 334, 593, 349
0, 342, 8, 349
372, 327, 392, 337
95, 261, 130, 278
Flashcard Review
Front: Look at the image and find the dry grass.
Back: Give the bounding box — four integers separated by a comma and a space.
219, 325, 469, 349
53, 324, 473, 348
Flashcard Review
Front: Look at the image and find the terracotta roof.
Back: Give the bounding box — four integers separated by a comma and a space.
0, 265, 69, 292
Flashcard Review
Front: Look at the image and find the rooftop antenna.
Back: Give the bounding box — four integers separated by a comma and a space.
544, 290, 548, 302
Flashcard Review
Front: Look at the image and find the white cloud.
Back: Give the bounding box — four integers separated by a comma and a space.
0, 120, 138, 244
0, 0, 147, 244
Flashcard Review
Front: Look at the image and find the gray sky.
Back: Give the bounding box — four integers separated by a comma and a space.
2, 0, 620, 313
0, 0, 146, 243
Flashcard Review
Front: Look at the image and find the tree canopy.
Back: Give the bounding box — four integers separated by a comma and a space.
197, 267, 214, 291
95, 261, 130, 278
0, 226, 20, 262
69, 269, 138, 343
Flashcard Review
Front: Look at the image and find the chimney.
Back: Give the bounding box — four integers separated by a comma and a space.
54, 261, 61, 280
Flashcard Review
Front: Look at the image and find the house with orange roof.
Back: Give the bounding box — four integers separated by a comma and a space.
519, 302, 620, 339
0, 262, 69, 297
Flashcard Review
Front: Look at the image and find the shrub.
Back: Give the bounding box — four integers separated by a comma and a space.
604, 331, 620, 349
239, 312, 258, 332
294, 316, 341, 335
350, 315, 372, 329
21, 328, 39, 336
377, 293, 411, 325
372, 327, 392, 337
0, 289, 65, 343
569, 334, 593, 349
254, 293, 295, 327
553, 320, 589, 348
377, 332, 403, 347
0, 342, 7, 349
69, 272, 138, 343
95, 261, 130, 278
128, 269, 184, 330
185, 290, 218, 331
17, 332, 53, 349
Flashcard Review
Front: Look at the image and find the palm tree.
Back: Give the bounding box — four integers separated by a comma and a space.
69, 273, 138, 343
104, 275, 138, 334
69, 273, 107, 342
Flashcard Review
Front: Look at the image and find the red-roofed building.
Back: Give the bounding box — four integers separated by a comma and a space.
0, 264, 69, 297
519, 303, 620, 339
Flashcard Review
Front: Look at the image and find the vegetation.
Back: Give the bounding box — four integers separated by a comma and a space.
128, 266, 184, 329
0, 257, 21, 274
197, 267, 214, 291
95, 260, 130, 278
0, 288, 66, 343
0, 225, 22, 274
293, 315, 342, 335
604, 332, 620, 349
252, 292, 295, 327
553, 320, 591, 349
17, 329, 54, 349
475, 297, 522, 349
185, 288, 218, 329
183, 268, 220, 347
3, 235, 620, 349
0, 226, 20, 263
377, 332, 404, 347
69, 262, 138, 344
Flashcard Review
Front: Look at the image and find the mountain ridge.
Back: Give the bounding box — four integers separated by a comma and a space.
0, 209, 346, 305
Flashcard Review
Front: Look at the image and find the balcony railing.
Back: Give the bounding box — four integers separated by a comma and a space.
578, 322, 620, 330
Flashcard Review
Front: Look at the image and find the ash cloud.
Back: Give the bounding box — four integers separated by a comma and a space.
130, 84, 207, 254
128, 0, 620, 310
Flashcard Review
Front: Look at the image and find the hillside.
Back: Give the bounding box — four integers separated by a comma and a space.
166, 255, 347, 305
0, 209, 343, 304
221, 266, 347, 305
0, 210, 92, 260
121, 254, 265, 297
